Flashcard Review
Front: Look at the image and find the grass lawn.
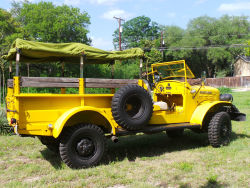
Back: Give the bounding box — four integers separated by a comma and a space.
0, 91, 249, 187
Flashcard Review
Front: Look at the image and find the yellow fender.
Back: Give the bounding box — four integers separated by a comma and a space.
52, 106, 115, 138
190, 101, 231, 126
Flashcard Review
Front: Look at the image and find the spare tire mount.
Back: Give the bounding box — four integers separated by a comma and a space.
111, 84, 153, 131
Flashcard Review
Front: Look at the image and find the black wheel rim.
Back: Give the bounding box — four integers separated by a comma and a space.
73, 135, 97, 160
76, 138, 95, 157
123, 94, 145, 119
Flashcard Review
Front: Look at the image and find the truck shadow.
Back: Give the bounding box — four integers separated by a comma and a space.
102, 131, 249, 164
103, 131, 209, 163
40, 149, 63, 169
40, 131, 249, 169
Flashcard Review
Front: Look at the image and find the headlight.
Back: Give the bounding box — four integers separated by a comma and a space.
220, 94, 233, 102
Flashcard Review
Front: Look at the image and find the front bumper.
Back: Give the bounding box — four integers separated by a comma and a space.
230, 112, 246, 121
229, 105, 246, 121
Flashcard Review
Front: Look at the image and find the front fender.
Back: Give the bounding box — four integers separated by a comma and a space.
52, 106, 115, 138
190, 101, 231, 126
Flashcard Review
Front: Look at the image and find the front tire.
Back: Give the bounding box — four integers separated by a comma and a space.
208, 112, 232, 148
59, 124, 106, 169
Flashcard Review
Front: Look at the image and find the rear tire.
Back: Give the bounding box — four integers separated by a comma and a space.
112, 84, 153, 131
166, 128, 184, 138
59, 124, 106, 169
208, 112, 232, 148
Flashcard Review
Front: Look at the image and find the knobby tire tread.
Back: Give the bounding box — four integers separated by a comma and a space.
208, 112, 231, 148
111, 84, 153, 130
59, 124, 107, 169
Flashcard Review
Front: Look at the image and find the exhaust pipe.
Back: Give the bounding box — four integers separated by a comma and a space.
111, 136, 118, 143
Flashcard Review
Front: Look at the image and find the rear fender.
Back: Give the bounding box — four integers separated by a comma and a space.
52, 106, 115, 138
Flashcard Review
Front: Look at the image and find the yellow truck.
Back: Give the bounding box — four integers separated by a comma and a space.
3, 39, 246, 169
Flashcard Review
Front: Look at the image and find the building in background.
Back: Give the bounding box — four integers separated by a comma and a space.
234, 56, 250, 76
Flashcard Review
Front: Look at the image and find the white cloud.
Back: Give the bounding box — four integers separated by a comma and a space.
89, 0, 118, 5
63, 0, 122, 6
218, 2, 250, 12
167, 12, 176, 18
195, 0, 208, 5
91, 36, 114, 50
102, 9, 133, 20
10, 0, 36, 2
64, 0, 80, 5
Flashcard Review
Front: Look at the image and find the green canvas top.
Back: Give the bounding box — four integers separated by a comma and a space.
2, 38, 144, 64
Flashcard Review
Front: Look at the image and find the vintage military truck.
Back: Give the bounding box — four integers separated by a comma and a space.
3, 39, 245, 169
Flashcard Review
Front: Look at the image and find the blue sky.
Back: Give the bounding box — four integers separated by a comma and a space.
1, 0, 250, 50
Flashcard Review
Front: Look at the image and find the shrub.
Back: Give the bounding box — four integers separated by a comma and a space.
0, 107, 11, 135
218, 87, 232, 94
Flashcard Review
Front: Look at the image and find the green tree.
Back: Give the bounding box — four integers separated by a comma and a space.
8, 1, 92, 79
113, 16, 160, 49
0, 8, 22, 56
11, 1, 91, 43
165, 15, 250, 77
0, 8, 23, 104
245, 40, 250, 56
140, 39, 162, 64
162, 26, 184, 48
112, 16, 161, 76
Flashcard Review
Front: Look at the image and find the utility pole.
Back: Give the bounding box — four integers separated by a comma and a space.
112, 16, 125, 93
113, 16, 125, 51
160, 31, 165, 61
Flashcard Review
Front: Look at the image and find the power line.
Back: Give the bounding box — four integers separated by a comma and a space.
115, 33, 249, 39
158, 44, 250, 51
161, 33, 250, 39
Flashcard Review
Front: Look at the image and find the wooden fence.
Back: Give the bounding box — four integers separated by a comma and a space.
189, 76, 250, 88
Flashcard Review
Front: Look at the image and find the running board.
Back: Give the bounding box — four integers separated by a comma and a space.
116, 123, 201, 136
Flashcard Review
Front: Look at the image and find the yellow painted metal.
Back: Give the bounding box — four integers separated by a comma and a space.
79, 78, 85, 105
138, 79, 148, 90
79, 78, 84, 94
17, 129, 53, 136
152, 60, 186, 67
149, 60, 222, 126
13, 77, 20, 124
6, 87, 14, 124
190, 101, 231, 125
52, 106, 116, 138
7, 91, 117, 137
13, 76, 20, 95
6, 60, 234, 138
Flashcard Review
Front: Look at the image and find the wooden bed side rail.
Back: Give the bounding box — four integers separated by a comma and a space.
85, 78, 138, 88
7, 77, 138, 88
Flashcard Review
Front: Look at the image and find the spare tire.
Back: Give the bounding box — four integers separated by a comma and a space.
111, 84, 153, 130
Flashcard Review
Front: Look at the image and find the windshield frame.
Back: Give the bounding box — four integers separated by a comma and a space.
151, 60, 195, 83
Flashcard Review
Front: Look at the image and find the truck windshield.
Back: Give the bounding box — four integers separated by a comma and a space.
153, 62, 194, 80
